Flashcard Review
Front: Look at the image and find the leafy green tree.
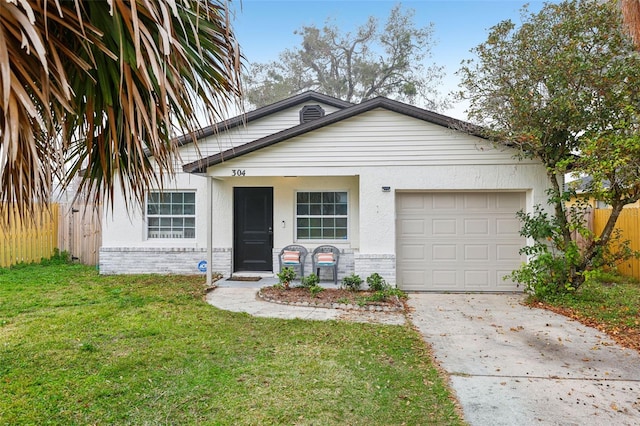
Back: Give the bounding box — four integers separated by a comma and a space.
457, 0, 640, 296
243, 4, 448, 110
0, 0, 242, 222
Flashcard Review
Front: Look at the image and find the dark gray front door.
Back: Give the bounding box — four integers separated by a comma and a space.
233, 187, 273, 271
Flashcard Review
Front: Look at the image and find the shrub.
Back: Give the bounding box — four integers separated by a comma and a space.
300, 273, 319, 288
364, 288, 407, 303
309, 284, 324, 298
277, 267, 296, 289
366, 273, 389, 291
341, 273, 363, 291
510, 198, 638, 300
48, 249, 71, 264
300, 273, 324, 297
384, 288, 407, 299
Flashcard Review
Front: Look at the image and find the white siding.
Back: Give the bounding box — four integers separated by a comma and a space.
207, 109, 533, 177
178, 102, 344, 164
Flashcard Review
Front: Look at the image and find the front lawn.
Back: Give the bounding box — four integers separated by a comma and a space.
0, 261, 463, 425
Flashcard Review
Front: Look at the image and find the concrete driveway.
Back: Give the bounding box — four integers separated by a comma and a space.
407, 293, 640, 426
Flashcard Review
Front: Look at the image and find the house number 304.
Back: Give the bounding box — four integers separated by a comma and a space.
232, 169, 246, 176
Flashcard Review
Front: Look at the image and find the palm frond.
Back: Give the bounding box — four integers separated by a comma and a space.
0, 0, 243, 224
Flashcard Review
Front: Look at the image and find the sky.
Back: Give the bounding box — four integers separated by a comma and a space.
229, 0, 551, 121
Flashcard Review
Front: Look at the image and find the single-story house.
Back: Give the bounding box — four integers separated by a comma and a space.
99, 91, 550, 292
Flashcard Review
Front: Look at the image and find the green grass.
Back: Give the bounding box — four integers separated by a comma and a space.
0, 261, 463, 425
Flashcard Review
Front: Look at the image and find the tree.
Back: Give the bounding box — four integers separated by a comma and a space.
243, 4, 448, 110
457, 0, 640, 296
0, 0, 242, 222
622, 0, 640, 47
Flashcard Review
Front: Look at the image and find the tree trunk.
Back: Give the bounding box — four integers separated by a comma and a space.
547, 170, 573, 248
579, 201, 626, 273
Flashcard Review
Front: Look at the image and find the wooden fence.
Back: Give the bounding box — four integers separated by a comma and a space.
0, 203, 59, 267
56, 203, 102, 265
0, 202, 101, 268
594, 207, 640, 279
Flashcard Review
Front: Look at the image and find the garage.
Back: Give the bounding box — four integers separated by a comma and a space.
396, 192, 526, 292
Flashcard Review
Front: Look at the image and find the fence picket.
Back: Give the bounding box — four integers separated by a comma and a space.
594, 208, 640, 279
0, 203, 100, 268
0, 204, 59, 267
56, 203, 102, 265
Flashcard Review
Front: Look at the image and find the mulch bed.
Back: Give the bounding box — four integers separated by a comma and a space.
257, 286, 406, 312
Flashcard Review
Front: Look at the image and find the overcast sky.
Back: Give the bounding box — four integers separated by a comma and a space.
230, 0, 552, 120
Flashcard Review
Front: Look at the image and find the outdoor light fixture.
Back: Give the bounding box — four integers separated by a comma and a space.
382, 186, 391, 192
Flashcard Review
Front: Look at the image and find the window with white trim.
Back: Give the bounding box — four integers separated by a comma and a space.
147, 192, 196, 239
296, 191, 348, 240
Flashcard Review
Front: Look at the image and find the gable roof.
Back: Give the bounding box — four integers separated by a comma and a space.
569, 175, 615, 194
183, 94, 485, 174
175, 91, 353, 147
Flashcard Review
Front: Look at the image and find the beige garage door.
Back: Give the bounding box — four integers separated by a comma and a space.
396, 192, 526, 292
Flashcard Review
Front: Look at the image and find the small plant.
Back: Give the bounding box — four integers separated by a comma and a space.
300, 273, 320, 288
40, 249, 72, 266
341, 273, 363, 291
298, 273, 324, 297
361, 288, 408, 304
386, 288, 408, 299
355, 297, 368, 307
277, 267, 297, 289
309, 284, 324, 298
365, 292, 389, 303
78, 341, 97, 353
366, 273, 389, 291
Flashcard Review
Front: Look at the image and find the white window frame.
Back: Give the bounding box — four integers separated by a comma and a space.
295, 190, 348, 241
146, 191, 196, 239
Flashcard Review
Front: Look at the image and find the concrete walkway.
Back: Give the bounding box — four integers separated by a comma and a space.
206, 283, 640, 425
407, 293, 640, 426
206, 284, 406, 325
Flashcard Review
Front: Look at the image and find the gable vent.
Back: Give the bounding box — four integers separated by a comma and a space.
300, 105, 325, 123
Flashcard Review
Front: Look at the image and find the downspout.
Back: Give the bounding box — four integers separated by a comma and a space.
206, 175, 213, 287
